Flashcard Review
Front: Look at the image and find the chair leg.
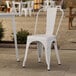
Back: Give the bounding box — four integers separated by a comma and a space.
29, 9, 31, 16
44, 43, 51, 70
53, 41, 61, 65
21, 10, 23, 16
23, 42, 30, 67
37, 42, 43, 62
24, 9, 28, 16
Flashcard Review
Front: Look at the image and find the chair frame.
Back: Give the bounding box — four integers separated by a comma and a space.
12, 1, 21, 16
21, 2, 28, 16
22, 6, 64, 70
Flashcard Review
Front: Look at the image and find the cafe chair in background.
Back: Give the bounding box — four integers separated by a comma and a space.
21, 1, 34, 16
28, 1, 34, 16
12, 1, 21, 16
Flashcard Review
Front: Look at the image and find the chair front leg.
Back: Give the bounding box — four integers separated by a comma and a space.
44, 43, 51, 71
53, 41, 61, 65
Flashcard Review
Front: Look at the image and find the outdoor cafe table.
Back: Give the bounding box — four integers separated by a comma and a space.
0, 13, 19, 61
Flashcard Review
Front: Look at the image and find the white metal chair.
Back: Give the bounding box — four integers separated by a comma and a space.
21, 1, 34, 16
28, 1, 34, 16
5, 1, 17, 15
5, 0, 11, 12
22, 6, 64, 70
21, 2, 29, 16
12, 1, 21, 16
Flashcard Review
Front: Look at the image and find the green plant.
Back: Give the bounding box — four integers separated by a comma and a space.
16, 29, 30, 44
0, 21, 4, 41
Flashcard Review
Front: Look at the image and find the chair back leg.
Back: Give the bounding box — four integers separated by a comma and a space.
53, 41, 61, 64
37, 42, 43, 62
44, 41, 52, 70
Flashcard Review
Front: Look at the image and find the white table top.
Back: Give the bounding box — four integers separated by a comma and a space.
0, 13, 15, 17
0, 13, 15, 15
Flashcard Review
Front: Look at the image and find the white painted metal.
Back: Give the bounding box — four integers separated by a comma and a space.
23, 6, 64, 70
0, 13, 19, 61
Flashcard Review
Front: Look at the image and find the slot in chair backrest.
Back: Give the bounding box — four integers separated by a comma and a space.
34, 6, 64, 36
44, 0, 55, 7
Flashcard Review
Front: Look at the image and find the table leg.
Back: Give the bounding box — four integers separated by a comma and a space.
69, 7, 73, 30
12, 16, 19, 61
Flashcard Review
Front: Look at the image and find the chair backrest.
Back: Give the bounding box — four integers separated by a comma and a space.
6, 1, 10, 8
9, 1, 17, 14
46, 7, 57, 35
30, 1, 34, 9
44, 0, 55, 7
21, 2, 27, 8
12, 1, 21, 16
34, 6, 64, 36
43, 0, 55, 11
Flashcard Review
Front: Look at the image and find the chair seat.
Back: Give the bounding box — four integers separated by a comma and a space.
28, 34, 56, 38
27, 34, 56, 43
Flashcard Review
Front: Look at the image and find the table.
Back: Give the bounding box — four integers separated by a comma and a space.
0, 13, 19, 61
68, 6, 76, 29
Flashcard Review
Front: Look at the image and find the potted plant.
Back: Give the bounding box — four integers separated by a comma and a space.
12, 28, 30, 44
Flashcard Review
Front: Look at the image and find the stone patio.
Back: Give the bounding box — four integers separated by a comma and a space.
0, 47, 76, 76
